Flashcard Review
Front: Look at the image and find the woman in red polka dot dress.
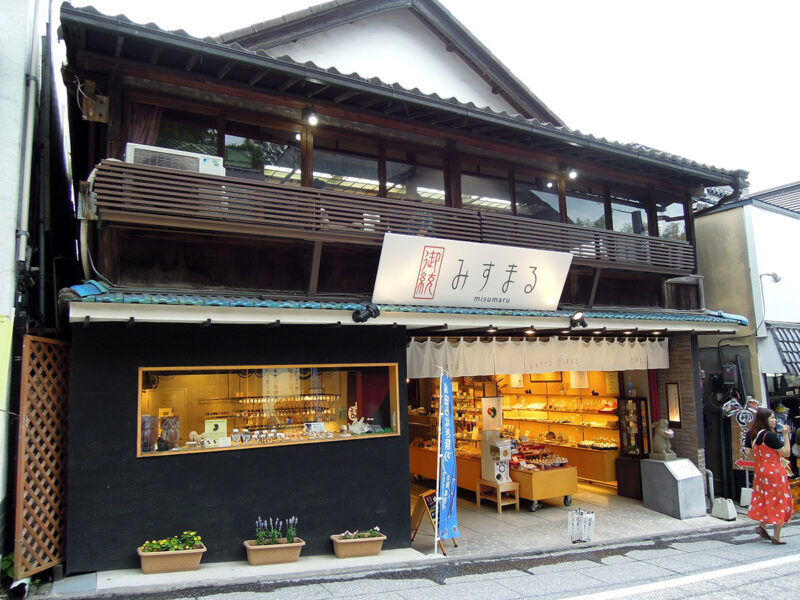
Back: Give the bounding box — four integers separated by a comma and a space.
745, 408, 793, 544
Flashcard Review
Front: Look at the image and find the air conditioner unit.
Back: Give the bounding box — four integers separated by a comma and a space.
124, 143, 226, 176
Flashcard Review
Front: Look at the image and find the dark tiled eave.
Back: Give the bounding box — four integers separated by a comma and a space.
60, 3, 746, 189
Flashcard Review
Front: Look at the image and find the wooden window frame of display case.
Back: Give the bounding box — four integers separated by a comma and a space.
137, 362, 400, 458
430, 378, 495, 447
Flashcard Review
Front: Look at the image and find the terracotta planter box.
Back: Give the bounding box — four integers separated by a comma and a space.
330, 534, 386, 558
137, 544, 206, 574
243, 538, 305, 565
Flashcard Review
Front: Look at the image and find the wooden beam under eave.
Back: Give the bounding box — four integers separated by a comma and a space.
334, 90, 358, 104
278, 76, 301, 91
185, 54, 201, 72
150, 46, 162, 65
307, 84, 329, 99
115, 35, 124, 58
384, 103, 405, 116
217, 62, 234, 79
248, 70, 267, 86
308, 241, 323, 296
360, 97, 382, 110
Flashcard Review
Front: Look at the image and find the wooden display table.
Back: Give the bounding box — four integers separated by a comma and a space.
543, 444, 619, 482
476, 479, 520, 513
409, 446, 577, 511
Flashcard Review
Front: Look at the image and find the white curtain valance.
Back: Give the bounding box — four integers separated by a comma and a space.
406, 337, 669, 379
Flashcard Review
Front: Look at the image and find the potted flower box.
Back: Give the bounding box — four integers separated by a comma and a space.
244, 516, 304, 565
137, 531, 206, 574
330, 527, 385, 558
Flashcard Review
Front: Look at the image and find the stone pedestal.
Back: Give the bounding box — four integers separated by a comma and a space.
641, 458, 705, 519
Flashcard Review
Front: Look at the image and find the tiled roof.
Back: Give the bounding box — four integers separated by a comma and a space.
746, 181, 800, 214
61, 3, 746, 185
63, 281, 747, 325
769, 323, 800, 375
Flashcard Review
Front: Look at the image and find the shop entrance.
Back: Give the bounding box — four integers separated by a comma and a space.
407, 368, 654, 515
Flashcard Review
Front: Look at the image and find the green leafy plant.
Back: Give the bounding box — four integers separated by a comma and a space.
140, 531, 202, 552
339, 526, 381, 539
286, 516, 298, 543
1, 552, 14, 579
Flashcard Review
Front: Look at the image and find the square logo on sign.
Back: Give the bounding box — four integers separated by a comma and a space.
413, 246, 445, 299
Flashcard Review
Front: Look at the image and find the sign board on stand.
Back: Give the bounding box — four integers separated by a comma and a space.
410, 490, 457, 554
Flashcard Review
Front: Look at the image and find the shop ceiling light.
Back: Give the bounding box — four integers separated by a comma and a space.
569, 311, 587, 328
524, 328, 535, 335
623, 330, 633, 335
303, 108, 319, 126
486, 325, 498, 333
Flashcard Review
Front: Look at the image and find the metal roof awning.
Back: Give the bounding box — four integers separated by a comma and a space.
762, 323, 800, 375
65, 283, 746, 336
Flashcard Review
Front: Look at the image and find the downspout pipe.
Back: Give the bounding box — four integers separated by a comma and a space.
15, 0, 43, 273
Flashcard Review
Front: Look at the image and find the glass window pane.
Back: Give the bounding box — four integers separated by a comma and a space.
565, 188, 605, 229
139, 363, 400, 456
153, 108, 218, 156
611, 198, 648, 235
224, 128, 301, 186
461, 173, 512, 213
657, 201, 686, 240
312, 148, 380, 197
514, 178, 560, 221
386, 161, 445, 205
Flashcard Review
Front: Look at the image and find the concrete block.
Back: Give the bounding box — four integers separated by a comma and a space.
641, 458, 706, 519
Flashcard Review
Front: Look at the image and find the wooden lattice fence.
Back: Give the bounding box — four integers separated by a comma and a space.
14, 335, 70, 580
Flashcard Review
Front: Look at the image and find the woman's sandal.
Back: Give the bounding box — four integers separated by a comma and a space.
755, 525, 770, 540
772, 537, 787, 545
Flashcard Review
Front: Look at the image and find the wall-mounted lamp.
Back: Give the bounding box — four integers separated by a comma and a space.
568, 169, 578, 180
569, 310, 587, 328
303, 108, 319, 126
352, 302, 380, 323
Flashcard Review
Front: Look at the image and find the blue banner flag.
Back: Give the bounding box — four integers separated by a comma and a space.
437, 372, 459, 540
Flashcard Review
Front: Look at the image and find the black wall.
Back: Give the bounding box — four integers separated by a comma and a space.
66, 323, 410, 573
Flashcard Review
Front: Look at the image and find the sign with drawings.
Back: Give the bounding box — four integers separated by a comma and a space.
372, 233, 572, 310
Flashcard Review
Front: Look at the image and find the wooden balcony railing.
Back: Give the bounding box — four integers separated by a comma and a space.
88, 160, 696, 274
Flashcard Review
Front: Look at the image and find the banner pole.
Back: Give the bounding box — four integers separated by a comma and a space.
434, 364, 445, 556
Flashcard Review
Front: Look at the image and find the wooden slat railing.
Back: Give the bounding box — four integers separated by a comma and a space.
89, 161, 695, 274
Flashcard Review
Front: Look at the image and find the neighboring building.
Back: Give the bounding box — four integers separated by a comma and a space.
696, 181, 800, 498
56, 0, 748, 573
0, 0, 73, 571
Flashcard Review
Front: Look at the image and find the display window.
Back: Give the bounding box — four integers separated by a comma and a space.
138, 363, 400, 457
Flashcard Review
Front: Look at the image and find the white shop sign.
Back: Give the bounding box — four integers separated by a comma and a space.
372, 233, 572, 310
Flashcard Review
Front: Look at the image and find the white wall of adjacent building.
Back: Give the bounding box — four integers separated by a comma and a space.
749, 204, 800, 324
0, 0, 44, 551
267, 9, 520, 115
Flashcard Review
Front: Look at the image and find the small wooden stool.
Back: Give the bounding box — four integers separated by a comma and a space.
476, 479, 520, 513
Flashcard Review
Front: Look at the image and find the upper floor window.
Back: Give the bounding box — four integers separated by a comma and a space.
224, 123, 301, 185
657, 199, 687, 240
514, 176, 560, 222
311, 134, 380, 197
565, 185, 605, 229
128, 103, 218, 156
385, 152, 445, 206
610, 193, 649, 235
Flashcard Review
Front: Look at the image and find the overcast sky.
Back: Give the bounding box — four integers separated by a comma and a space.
65, 0, 800, 194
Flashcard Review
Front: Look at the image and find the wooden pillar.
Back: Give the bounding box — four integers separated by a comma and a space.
603, 184, 613, 230
557, 176, 567, 223
378, 139, 387, 198
445, 141, 461, 208
301, 126, 314, 188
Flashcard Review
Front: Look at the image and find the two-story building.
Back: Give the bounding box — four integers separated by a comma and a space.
57, 0, 747, 572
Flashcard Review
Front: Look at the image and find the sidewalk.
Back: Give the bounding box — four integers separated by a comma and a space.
38, 481, 752, 599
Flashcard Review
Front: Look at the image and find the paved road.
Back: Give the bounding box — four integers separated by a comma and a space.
35, 521, 799, 600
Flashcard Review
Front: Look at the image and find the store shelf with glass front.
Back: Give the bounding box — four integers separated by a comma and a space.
138, 363, 400, 456
430, 378, 495, 449
501, 394, 620, 450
